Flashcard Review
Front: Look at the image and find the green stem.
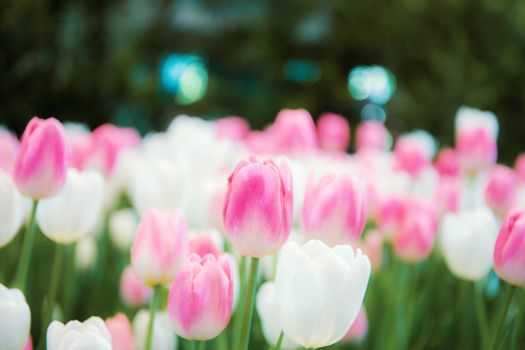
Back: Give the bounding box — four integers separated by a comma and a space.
491, 285, 516, 350
197, 340, 206, 350
215, 332, 228, 350
38, 243, 64, 350
232, 256, 247, 349
238, 257, 260, 350
274, 331, 284, 350
14, 200, 38, 292
473, 283, 489, 349
145, 285, 161, 350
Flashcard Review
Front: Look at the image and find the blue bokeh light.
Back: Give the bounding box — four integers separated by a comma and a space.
348, 65, 396, 104
160, 54, 208, 104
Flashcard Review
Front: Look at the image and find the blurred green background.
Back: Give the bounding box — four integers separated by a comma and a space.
2, 0, 525, 162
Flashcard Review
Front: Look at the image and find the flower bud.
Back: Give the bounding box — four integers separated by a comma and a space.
485, 165, 518, 217
14, 117, 67, 199
493, 209, 525, 288
223, 157, 293, 257
131, 209, 189, 286
106, 313, 134, 350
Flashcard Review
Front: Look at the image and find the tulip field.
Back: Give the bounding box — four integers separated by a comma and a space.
1, 108, 525, 350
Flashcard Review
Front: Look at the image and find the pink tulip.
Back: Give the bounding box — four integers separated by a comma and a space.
485, 165, 518, 217
301, 173, 367, 246
355, 121, 389, 151
106, 313, 134, 350
189, 234, 222, 258
455, 107, 498, 173
435, 148, 460, 178
168, 254, 233, 340
493, 209, 525, 288
317, 112, 350, 152
393, 199, 438, 262
436, 176, 461, 215
216, 116, 250, 141
131, 209, 189, 286
0, 129, 19, 175
363, 231, 383, 271
65, 128, 91, 171
245, 130, 275, 154
270, 109, 318, 155
514, 153, 525, 183
223, 157, 293, 257
120, 266, 152, 306
393, 134, 433, 177
84, 124, 140, 177
13, 117, 67, 199
341, 307, 368, 343
377, 196, 406, 238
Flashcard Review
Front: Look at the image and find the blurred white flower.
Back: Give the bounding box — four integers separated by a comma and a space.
47, 317, 111, 350
0, 284, 31, 350
75, 236, 98, 270
0, 171, 30, 248
109, 208, 139, 250
133, 310, 176, 350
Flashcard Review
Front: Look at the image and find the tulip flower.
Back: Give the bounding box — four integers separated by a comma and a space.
440, 207, 499, 280
0, 171, 29, 248
274, 240, 371, 349
37, 168, 104, 244
120, 266, 152, 307
355, 120, 389, 151
436, 176, 461, 215
13, 117, 68, 199
493, 209, 525, 288
270, 109, 318, 155
23, 336, 32, 350
64, 123, 91, 171
109, 208, 139, 250
75, 236, 98, 270
514, 153, 525, 183
256, 282, 299, 349
223, 156, 293, 258
393, 130, 436, 177
216, 116, 250, 141
106, 313, 134, 350
167, 253, 233, 340
0, 284, 31, 350
317, 112, 350, 152
341, 307, 368, 343
129, 156, 188, 215
484, 164, 518, 217
393, 199, 438, 262
455, 106, 498, 173
131, 209, 189, 286
133, 310, 176, 350
47, 317, 112, 350
84, 124, 140, 177
435, 148, 460, 178
0, 129, 19, 175
189, 232, 223, 258
301, 173, 367, 246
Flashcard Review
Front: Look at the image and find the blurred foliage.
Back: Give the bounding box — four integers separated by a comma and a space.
1, 0, 525, 162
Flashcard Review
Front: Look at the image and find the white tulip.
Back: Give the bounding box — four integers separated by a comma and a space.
0, 171, 29, 248
75, 236, 98, 270
256, 282, 299, 349
455, 106, 499, 139
47, 316, 111, 350
0, 284, 31, 350
133, 310, 176, 350
36, 168, 105, 244
129, 156, 188, 215
109, 208, 139, 250
440, 207, 499, 280
274, 240, 371, 349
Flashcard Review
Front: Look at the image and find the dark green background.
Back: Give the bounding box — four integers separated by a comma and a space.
2, 0, 525, 163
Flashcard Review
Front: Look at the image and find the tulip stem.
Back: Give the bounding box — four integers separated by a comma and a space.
38, 243, 64, 350
491, 285, 516, 350
198, 340, 206, 350
473, 282, 489, 349
274, 331, 284, 350
145, 285, 161, 350
238, 257, 260, 350
14, 200, 38, 292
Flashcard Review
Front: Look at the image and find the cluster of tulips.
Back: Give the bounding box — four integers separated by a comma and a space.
0, 107, 524, 350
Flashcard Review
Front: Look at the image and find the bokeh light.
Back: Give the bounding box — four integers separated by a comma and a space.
348, 65, 396, 104
159, 54, 208, 104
